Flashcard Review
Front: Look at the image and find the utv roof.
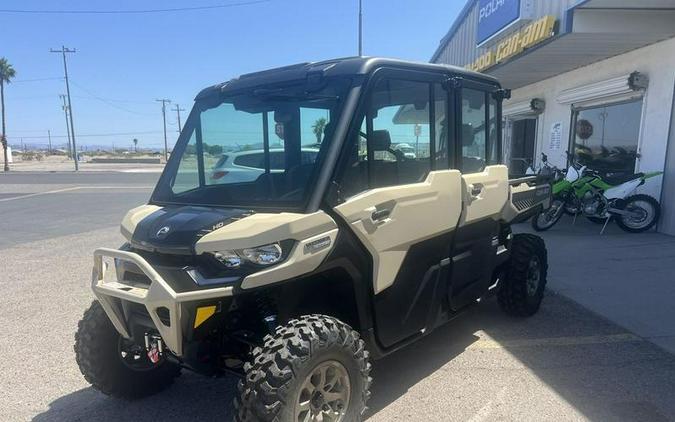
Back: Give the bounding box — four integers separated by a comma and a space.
195, 56, 500, 100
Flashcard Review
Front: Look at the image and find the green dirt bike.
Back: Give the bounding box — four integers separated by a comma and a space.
531, 153, 663, 233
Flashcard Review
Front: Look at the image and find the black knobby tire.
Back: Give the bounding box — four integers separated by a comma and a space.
498, 234, 548, 317
74, 301, 181, 399
615, 194, 660, 233
531, 199, 564, 232
235, 314, 372, 422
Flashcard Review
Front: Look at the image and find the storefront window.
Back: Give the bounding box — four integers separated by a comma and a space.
571, 99, 642, 173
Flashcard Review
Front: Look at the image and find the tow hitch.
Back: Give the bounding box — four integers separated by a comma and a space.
144, 333, 164, 364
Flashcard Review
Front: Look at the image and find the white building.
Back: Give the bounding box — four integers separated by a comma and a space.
432, 0, 675, 235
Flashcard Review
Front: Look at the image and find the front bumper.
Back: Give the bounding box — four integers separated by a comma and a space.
92, 247, 234, 356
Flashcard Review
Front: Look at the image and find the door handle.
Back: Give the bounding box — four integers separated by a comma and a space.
470, 183, 484, 198
371, 208, 391, 222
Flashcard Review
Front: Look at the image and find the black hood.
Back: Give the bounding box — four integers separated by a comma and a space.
130, 206, 252, 254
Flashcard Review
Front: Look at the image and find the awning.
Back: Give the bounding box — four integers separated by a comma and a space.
486, 4, 675, 89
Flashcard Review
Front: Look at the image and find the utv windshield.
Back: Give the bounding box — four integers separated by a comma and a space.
151, 78, 352, 209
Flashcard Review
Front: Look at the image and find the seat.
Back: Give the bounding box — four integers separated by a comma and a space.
602, 172, 643, 185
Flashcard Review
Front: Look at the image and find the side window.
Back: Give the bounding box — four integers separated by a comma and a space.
234, 152, 265, 169
460, 88, 487, 173
369, 78, 432, 188
488, 95, 500, 164
433, 83, 450, 170
172, 130, 199, 194
339, 118, 369, 198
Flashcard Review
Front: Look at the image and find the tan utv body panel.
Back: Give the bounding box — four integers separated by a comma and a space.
460, 165, 510, 225
120, 204, 161, 240
334, 170, 464, 294
195, 211, 339, 289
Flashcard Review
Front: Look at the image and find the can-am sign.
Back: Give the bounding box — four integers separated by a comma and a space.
467, 15, 556, 73
477, 0, 521, 45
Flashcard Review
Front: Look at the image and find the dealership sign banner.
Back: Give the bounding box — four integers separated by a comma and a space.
477, 0, 522, 45
467, 15, 556, 73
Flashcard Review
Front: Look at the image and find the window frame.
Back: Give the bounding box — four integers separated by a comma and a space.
455, 78, 503, 173
334, 67, 451, 197
568, 97, 643, 172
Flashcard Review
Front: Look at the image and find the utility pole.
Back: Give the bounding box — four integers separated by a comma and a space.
172, 104, 185, 133
59, 94, 73, 158
47, 130, 52, 154
51, 46, 78, 170
358, 0, 363, 56
156, 99, 171, 160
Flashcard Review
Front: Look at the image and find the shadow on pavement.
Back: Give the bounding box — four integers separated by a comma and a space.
33, 294, 675, 421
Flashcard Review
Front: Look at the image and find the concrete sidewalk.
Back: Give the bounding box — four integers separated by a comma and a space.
516, 216, 675, 354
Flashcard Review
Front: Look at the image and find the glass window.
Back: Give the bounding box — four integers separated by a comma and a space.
152, 77, 351, 208
433, 84, 450, 170
460, 88, 487, 173
488, 96, 500, 165
339, 118, 369, 199
369, 79, 432, 188
572, 99, 642, 173
172, 131, 199, 194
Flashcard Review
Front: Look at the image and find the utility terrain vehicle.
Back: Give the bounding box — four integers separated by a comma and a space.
75, 57, 551, 422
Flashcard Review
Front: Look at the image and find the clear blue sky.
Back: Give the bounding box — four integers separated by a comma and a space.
1, 0, 464, 150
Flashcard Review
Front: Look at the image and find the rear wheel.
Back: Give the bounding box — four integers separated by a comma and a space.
531, 199, 565, 231
498, 234, 548, 317
74, 301, 181, 399
615, 194, 660, 233
235, 315, 371, 422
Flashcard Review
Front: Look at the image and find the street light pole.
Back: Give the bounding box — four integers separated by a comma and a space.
358, 0, 363, 56
50, 46, 78, 170
156, 99, 171, 160
172, 103, 185, 133
59, 94, 73, 158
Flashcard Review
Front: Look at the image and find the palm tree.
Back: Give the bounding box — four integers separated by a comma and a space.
312, 117, 327, 144
0, 58, 16, 172
133, 138, 138, 152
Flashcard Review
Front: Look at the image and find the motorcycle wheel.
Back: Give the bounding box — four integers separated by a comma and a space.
615, 194, 660, 233
531, 199, 565, 232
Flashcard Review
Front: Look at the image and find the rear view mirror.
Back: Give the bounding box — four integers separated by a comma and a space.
274, 110, 294, 123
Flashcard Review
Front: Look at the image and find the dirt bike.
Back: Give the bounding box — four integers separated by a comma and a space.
531, 153, 662, 233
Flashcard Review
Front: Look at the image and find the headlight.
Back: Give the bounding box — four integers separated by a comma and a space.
242, 243, 283, 265
212, 251, 242, 268
211, 242, 284, 268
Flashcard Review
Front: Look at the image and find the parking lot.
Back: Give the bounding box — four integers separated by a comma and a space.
2, 171, 675, 421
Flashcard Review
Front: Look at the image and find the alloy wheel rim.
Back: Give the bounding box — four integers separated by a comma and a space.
526, 256, 541, 297
623, 200, 653, 229
296, 360, 351, 422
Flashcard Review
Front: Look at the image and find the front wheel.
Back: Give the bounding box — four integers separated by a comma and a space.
74, 301, 181, 399
235, 315, 372, 422
615, 194, 660, 233
531, 199, 565, 231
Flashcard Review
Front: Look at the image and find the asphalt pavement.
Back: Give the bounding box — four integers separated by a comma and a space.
1, 171, 675, 421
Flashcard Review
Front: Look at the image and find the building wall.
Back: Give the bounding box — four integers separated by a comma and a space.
506, 36, 675, 202
432, 0, 582, 66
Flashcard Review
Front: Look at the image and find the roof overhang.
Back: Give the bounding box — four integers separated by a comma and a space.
485, 4, 675, 89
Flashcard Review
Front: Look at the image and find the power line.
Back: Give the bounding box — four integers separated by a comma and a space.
0, 0, 270, 14
70, 80, 155, 116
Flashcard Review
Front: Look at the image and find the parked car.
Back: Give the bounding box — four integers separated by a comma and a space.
392, 142, 417, 159
210, 148, 319, 183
